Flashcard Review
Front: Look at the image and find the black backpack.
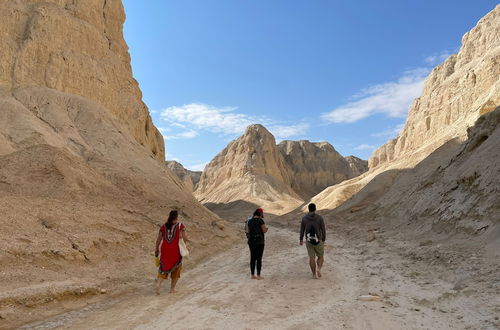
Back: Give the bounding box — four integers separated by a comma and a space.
306, 225, 320, 245
247, 218, 264, 244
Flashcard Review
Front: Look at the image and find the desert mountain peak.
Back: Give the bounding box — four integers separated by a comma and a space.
195, 124, 368, 215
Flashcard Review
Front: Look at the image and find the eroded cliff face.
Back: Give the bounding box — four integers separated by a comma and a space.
0, 2, 236, 324
195, 124, 303, 215
0, 0, 163, 160
369, 5, 500, 169
278, 140, 366, 199
307, 5, 500, 214
373, 106, 500, 234
166, 160, 202, 192
345, 156, 369, 177
195, 125, 368, 215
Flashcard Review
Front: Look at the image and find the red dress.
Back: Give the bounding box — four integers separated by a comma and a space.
159, 222, 185, 275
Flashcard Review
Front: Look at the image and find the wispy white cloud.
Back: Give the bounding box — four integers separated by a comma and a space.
165, 153, 180, 162
162, 129, 199, 140
371, 123, 405, 138
159, 103, 308, 140
424, 49, 455, 65
321, 68, 429, 124
160, 103, 259, 135
354, 144, 378, 151
186, 162, 208, 172
269, 123, 310, 140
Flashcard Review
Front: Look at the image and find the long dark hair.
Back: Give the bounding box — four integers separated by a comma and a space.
166, 210, 178, 229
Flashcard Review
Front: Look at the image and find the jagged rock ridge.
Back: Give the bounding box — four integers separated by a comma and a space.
195, 124, 303, 215
309, 5, 500, 212
195, 124, 368, 214
370, 5, 500, 169
345, 156, 369, 177
166, 160, 202, 192
278, 140, 366, 199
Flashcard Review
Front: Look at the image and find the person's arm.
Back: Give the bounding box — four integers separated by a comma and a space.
321, 216, 326, 242
300, 218, 305, 245
155, 231, 162, 257
261, 220, 268, 233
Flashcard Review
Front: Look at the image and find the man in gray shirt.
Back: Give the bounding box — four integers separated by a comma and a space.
300, 203, 326, 279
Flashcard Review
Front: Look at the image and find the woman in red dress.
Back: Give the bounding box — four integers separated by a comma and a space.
154, 210, 187, 294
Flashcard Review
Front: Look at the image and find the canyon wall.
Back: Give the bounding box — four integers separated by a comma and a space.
0, 0, 163, 159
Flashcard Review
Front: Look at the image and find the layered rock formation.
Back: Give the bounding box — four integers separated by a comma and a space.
166, 160, 202, 192
308, 5, 500, 213
195, 124, 303, 214
373, 106, 500, 233
0, 1, 235, 325
0, 0, 163, 160
345, 156, 368, 177
370, 5, 500, 169
278, 140, 366, 199
195, 125, 368, 215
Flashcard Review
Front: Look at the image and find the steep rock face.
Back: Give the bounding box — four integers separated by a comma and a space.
373, 106, 500, 233
345, 155, 369, 177
166, 160, 202, 192
370, 5, 500, 169
195, 125, 303, 214
0, 0, 163, 160
0, 2, 236, 323
307, 5, 500, 213
195, 125, 368, 215
277, 140, 365, 199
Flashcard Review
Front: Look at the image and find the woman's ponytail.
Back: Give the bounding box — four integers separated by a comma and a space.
166, 210, 178, 229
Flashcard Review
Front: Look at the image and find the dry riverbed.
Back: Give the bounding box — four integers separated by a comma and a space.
17, 226, 498, 330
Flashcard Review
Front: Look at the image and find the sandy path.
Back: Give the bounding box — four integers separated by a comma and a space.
23, 226, 466, 330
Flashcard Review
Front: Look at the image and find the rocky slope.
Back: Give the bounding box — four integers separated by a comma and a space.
166, 160, 202, 192
0, 1, 234, 326
345, 155, 369, 177
371, 106, 500, 235
195, 124, 303, 215
195, 125, 367, 216
307, 5, 500, 213
0, 0, 163, 160
278, 140, 366, 199
370, 5, 500, 169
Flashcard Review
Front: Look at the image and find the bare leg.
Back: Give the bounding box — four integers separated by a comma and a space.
317, 256, 324, 278
309, 256, 317, 278
155, 278, 164, 295
170, 277, 179, 293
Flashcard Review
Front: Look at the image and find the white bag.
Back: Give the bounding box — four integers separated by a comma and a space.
178, 222, 189, 257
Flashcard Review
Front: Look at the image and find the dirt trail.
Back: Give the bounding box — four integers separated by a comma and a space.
22, 227, 470, 330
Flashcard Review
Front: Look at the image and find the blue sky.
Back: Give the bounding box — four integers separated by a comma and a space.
122, 1, 498, 171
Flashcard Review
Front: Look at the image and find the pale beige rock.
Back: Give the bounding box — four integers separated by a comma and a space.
310, 5, 500, 212
196, 125, 368, 216
166, 160, 202, 192
195, 124, 304, 215
370, 5, 500, 169
0, 2, 237, 325
278, 140, 366, 199
345, 155, 368, 177
373, 106, 500, 233
0, 0, 163, 160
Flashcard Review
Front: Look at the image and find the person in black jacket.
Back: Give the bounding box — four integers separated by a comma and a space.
247, 208, 268, 279
300, 203, 326, 279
